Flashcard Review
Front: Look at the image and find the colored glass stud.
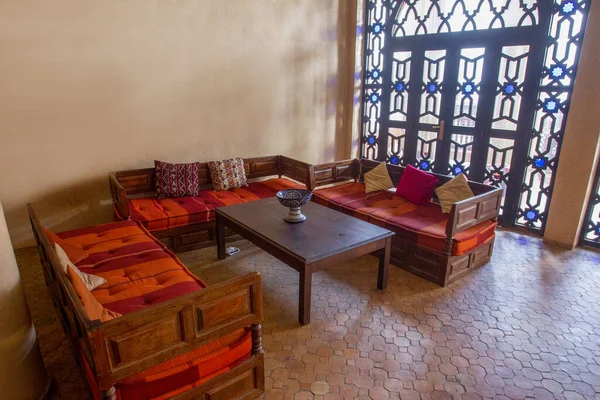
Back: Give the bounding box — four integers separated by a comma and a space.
390, 156, 399, 165
453, 165, 464, 175
419, 160, 430, 170
395, 82, 405, 92
544, 99, 559, 112
373, 23, 383, 34
525, 210, 538, 221
534, 157, 547, 168
503, 83, 516, 95
427, 82, 437, 93
463, 83, 474, 95
596, 225, 600, 235
371, 70, 380, 79
370, 93, 379, 103
551, 65, 566, 79
561, 1, 576, 15
367, 136, 376, 145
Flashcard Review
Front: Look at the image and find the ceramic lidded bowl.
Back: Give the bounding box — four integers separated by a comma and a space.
276, 189, 313, 223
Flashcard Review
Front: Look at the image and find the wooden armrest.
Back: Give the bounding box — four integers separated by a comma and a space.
445, 187, 503, 238
108, 172, 130, 220
309, 159, 360, 189
278, 156, 312, 187
89, 272, 263, 389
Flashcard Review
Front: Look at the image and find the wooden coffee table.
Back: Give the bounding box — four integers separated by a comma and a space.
215, 198, 395, 325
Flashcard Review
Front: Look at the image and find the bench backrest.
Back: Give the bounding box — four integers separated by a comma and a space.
113, 155, 310, 196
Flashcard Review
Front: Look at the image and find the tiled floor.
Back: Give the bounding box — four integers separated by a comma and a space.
16, 228, 600, 399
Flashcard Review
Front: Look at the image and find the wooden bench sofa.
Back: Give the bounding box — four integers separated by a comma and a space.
109, 156, 311, 252
308, 159, 503, 286
29, 204, 265, 400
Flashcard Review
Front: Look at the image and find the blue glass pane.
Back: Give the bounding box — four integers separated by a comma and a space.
356, 25, 363, 35
551, 65, 566, 78
367, 136, 376, 145
503, 83, 516, 95
525, 210, 538, 221
596, 225, 600, 235
561, 1, 576, 15
371, 69, 380, 79
534, 157, 547, 168
373, 23, 383, 34
355, 72, 361, 81
544, 99, 559, 112
453, 165, 464, 175
462, 83, 474, 95
370, 93, 379, 103
427, 83, 437, 93
395, 82, 405, 91
419, 160, 430, 170
390, 156, 399, 165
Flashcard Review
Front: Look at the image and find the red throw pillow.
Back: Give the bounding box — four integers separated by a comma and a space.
395, 164, 439, 205
43, 228, 89, 264
155, 161, 201, 199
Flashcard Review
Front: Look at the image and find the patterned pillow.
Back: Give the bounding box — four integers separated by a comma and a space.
154, 160, 200, 199
207, 158, 248, 191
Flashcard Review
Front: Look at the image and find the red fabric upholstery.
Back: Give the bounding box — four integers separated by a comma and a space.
395, 164, 439, 205
313, 182, 495, 256
58, 220, 206, 314
57, 221, 253, 400
124, 178, 304, 231
154, 160, 201, 199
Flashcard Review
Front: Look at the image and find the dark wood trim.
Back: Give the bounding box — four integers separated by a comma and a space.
28, 204, 265, 400
308, 158, 501, 286
215, 200, 394, 325
109, 155, 312, 253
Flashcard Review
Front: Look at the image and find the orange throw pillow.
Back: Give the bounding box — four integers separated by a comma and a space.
66, 266, 121, 322
43, 228, 89, 264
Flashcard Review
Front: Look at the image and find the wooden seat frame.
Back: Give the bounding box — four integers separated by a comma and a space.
109, 155, 311, 252
28, 204, 265, 400
308, 159, 503, 286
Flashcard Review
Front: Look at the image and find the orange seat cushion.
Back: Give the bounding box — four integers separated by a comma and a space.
57, 220, 252, 400
123, 178, 304, 231
313, 182, 496, 256
57, 220, 206, 315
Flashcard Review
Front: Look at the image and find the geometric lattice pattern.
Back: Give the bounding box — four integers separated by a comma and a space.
360, 0, 590, 233
516, 0, 591, 230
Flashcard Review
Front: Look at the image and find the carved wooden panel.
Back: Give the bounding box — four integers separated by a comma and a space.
196, 289, 252, 334
206, 367, 258, 400
116, 169, 155, 195
105, 312, 186, 370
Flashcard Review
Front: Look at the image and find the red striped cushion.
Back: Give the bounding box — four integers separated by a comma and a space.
124, 178, 305, 231
314, 182, 496, 256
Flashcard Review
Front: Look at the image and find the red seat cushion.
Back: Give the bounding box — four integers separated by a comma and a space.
314, 182, 496, 256
57, 220, 252, 400
57, 220, 206, 314
125, 178, 304, 231
395, 164, 439, 205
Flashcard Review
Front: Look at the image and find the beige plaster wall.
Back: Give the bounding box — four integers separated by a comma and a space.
544, 0, 600, 249
0, 0, 348, 248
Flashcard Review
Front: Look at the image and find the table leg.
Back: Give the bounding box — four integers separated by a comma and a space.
299, 267, 312, 325
216, 214, 226, 260
378, 237, 391, 290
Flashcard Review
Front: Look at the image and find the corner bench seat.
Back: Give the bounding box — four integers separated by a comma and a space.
313, 182, 496, 256
55, 220, 254, 400
124, 178, 304, 231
